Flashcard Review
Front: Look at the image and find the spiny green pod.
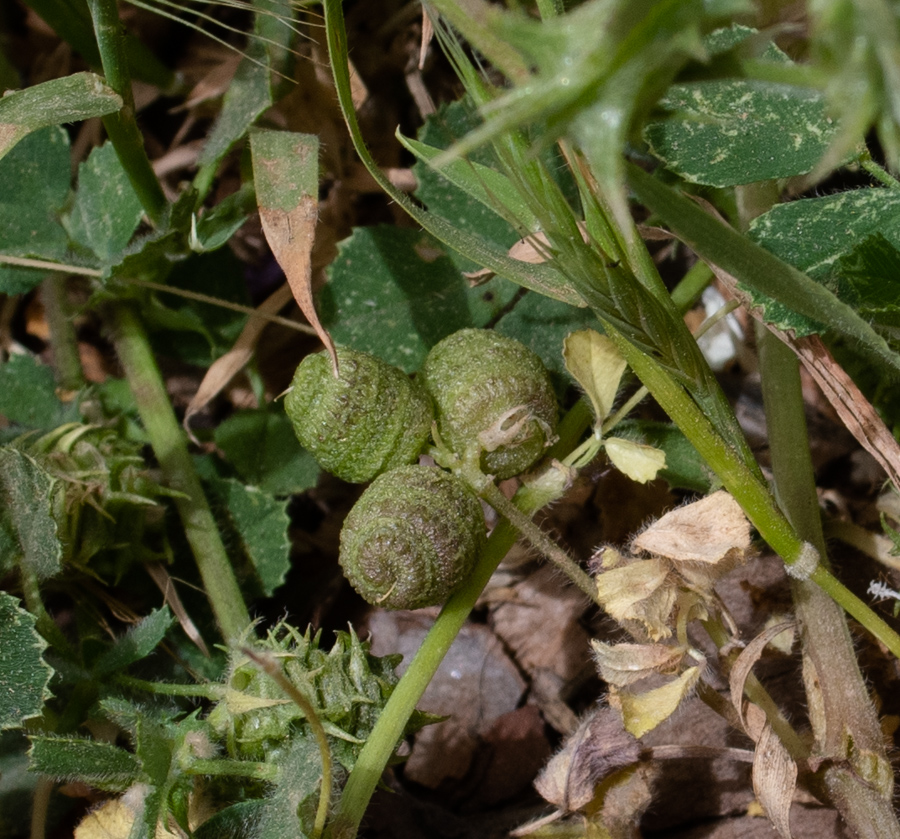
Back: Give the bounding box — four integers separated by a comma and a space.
339, 465, 486, 610
421, 329, 558, 479
284, 347, 433, 483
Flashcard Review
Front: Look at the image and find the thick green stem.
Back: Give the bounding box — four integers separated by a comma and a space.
326, 520, 519, 839
87, 0, 167, 225
106, 303, 250, 640
40, 275, 85, 391
184, 758, 278, 782
757, 325, 898, 832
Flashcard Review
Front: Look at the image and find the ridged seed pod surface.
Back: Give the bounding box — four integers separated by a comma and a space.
339, 465, 486, 609
421, 329, 558, 479
284, 347, 433, 483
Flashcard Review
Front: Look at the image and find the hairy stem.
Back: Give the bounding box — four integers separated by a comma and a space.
757, 325, 897, 831
106, 303, 250, 640
40, 276, 85, 391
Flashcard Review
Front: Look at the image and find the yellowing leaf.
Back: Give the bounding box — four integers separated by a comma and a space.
563, 330, 628, 424
632, 491, 751, 563
604, 437, 666, 484
615, 666, 701, 738
590, 641, 684, 687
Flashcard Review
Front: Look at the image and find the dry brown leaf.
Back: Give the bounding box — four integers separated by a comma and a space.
594, 557, 676, 640
632, 490, 751, 564
534, 707, 641, 812
591, 641, 685, 687
183, 283, 294, 433
144, 562, 209, 657
729, 622, 796, 736
753, 721, 798, 839
464, 224, 590, 281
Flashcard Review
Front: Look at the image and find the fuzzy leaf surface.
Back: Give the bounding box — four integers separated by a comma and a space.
91, 607, 174, 678
0, 594, 52, 730
0, 126, 71, 294
65, 142, 143, 264
0, 355, 77, 431
28, 736, 142, 791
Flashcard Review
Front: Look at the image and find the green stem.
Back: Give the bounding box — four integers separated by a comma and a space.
669, 260, 713, 314
476, 480, 600, 606
40, 275, 85, 391
184, 758, 279, 782
106, 303, 250, 640
326, 520, 519, 839
758, 324, 898, 830
87, 0, 167, 225
327, 401, 593, 839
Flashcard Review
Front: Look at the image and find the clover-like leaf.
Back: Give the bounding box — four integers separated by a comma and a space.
604, 437, 667, 484
563, 329, 628, 425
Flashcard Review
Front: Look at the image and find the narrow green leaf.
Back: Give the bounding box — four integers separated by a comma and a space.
320, 225, 518, 372
0, 73, 121, 160
627, 163, 900, 379
399, 131, 539, 232
0, 448, 61, 580
198, 55, 272, 170
92, 607, 174, 677
65, 142, 143, 263
28, 736, 142, 791
0, 594, 52, 731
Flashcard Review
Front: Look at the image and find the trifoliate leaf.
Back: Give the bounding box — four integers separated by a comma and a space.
613, 666, 701, 738
604, 437, 667, 484
563, 330, 628, 424
0, 594, 52, 730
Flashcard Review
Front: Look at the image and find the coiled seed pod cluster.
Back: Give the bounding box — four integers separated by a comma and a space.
284, 346, 433, 484
284, 331, 559, 610
421, 328, 558, 479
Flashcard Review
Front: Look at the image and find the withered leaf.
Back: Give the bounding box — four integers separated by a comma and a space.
632, 491, 751, 564
591, 641, 685, 687
752, 721, 798, 839
594, 557, 676, 641
534, 708, 641, 812
563, 330, 628, 424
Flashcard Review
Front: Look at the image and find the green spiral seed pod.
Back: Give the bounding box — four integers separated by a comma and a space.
284, 347, 433, 483
339, 465, 486, 610
421, 329, 558, 479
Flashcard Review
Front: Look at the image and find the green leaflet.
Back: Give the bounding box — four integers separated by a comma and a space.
0, 594, 53, 731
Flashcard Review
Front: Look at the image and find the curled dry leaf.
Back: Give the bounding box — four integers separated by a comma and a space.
591, 640, 685, 687
632, 490, 751, 564
250, 130, 337, 371
534, 707, 641, 812
183, 283, 294, 435
611, 665, 702, 738
753, 720, 798, 839
729, 622, 796, 737
593, 556, 676, 641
